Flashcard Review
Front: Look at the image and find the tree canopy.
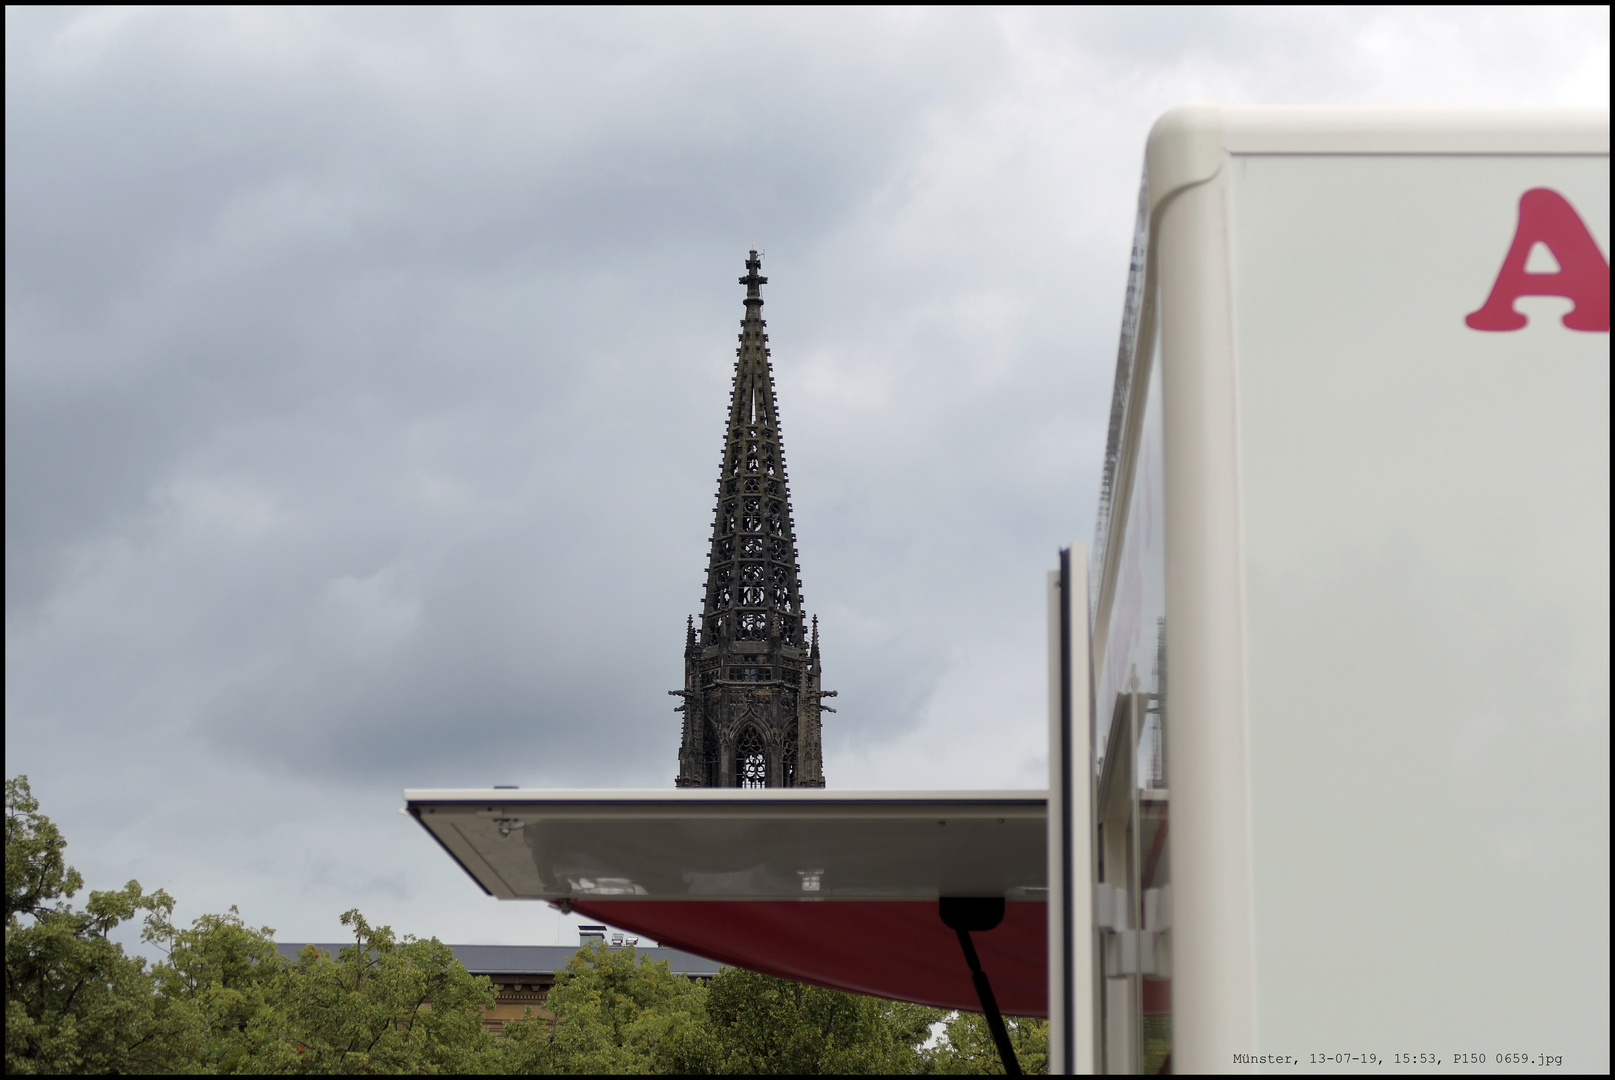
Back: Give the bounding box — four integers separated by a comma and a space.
5, 775, 1044, 1073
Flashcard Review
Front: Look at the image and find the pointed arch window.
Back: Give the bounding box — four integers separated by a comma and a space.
738, 727, 767, 788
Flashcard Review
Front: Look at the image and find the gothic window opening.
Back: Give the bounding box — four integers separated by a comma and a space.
767, 500, 785, 535
738, 727, 767, 788
783, 724, 799, 786
721, 500, 736, 534
742, 564, 765, 584
737, 612, 767, 640
743, 537, 765, 556
780, 616, 800, 645
769, 538, 787, 560
741, 498, 762, 533
740, 586, 765, 606
743, 477, 760, 493
717, 538, 734, 559
745, 442, 760, 473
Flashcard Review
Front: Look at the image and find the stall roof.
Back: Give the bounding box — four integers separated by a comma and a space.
404, 788, 1047, 902
404, 789, 1049, 1016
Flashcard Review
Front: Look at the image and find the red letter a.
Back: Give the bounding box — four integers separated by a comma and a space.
1466, 188, 1609, 332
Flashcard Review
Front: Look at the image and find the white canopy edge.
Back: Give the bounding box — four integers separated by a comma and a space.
405, 789, 1048, 901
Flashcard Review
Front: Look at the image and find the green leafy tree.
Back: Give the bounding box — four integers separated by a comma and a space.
923, 1011, 1048, 1074
143, 905, 504, 1074
141, 905, 296, 1073
497, 940, 708, 1074
5, 774, 177, 1074
267, 910, 501, 1074
7, 776, 504, 1075
683, 966, 942, 1075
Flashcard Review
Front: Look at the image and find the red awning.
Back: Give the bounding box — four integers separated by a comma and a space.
573, 899, 1047, 1017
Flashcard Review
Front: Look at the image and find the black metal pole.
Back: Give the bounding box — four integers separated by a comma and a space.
1057, 545, 1076, 1073
954, 926, 1022, 1076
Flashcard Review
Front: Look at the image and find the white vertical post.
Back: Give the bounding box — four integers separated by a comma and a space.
1048, 545, 1095, 1074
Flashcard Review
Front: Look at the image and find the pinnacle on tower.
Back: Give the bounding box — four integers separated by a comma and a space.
674, 250, 829, 788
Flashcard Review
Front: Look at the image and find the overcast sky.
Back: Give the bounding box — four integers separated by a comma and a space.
7, 7, 1608, 949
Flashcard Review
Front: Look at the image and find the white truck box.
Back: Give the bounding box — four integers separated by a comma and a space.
1054, 106, 1609, 1074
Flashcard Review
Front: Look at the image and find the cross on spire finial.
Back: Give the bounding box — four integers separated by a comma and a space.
739, 249, 768, 311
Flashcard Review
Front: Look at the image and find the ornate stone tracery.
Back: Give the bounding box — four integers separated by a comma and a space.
673, 250, 832, 788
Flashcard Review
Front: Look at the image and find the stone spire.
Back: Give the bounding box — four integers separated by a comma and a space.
674, 250, 832, 787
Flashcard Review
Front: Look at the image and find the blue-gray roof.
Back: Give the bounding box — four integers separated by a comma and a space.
274, 942, 721, 977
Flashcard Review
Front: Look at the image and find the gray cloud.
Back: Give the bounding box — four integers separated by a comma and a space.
7, 6, 1607, 944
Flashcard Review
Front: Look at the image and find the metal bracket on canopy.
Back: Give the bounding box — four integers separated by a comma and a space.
939, 897, 1022, 1076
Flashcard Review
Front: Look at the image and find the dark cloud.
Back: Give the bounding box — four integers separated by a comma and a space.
7, 7, 1606, 944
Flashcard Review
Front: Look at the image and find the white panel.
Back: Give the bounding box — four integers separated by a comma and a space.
1157, 169, 1260, 1074
1230, 154, 1609, 1071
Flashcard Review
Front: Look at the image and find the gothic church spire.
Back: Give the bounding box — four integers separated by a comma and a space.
674, 250, 831, 787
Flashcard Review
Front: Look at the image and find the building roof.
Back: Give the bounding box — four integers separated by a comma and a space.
274, 942, 722, 978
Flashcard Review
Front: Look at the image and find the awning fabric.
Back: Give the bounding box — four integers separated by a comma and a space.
571, 898, 1047, 1017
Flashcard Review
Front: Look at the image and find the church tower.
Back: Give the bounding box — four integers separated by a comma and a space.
673, 250, 833, 788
